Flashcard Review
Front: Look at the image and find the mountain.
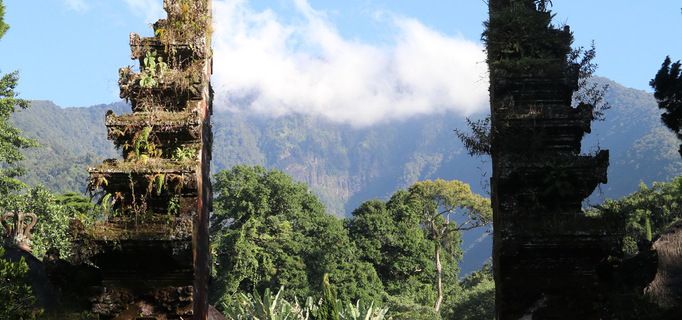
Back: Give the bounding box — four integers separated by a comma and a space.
583, 78, 682, 203
10, 77, 681, 273
10, 101, 124, 193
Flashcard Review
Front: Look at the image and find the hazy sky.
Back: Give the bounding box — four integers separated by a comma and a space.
0, 1, 680, 125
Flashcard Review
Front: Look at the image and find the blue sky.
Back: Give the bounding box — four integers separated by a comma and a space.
0, 0, 680, 125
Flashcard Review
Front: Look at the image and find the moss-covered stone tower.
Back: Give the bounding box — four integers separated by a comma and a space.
486, 1, 618, 318
83, 0, 212, 318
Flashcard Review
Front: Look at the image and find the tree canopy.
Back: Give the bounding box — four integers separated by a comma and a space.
209, 166, 495, 319
347, 179, 492, 317
210, 165, 384, 307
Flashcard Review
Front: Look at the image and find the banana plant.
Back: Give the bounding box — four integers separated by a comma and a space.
221, 287, 389, 320
341, 301, 389, 320
222, 286, 307, 320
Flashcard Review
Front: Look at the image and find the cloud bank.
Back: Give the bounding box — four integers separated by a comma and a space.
119, 0, 489, 126
63, 0, 89, 12
211, 0, 488, 126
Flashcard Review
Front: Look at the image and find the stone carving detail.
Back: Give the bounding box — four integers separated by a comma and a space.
1, 211, 38, 252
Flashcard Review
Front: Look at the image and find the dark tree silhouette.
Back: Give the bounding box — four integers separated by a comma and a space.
650, 56, 682, 156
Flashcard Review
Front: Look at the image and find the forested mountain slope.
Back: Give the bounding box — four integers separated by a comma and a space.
11, 78, 681, 272
583, 78, 682, 203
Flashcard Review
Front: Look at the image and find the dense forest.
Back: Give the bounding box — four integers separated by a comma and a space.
1, 0, 682, 319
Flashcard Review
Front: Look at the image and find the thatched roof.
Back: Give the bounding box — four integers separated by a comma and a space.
645, 220, 682, 309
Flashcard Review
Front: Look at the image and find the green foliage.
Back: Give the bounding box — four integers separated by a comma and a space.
211, 166, 384, 307
0, 0, 38, 193
650, 56, 682, 156
347, 180, 490, 315
407, 179, 491, 312
9, 101, 122, 194
0, 187, 92, 259
131, 126, 161, 160
383, 295, 440, 320
346, 195, 438, 307
222, 287, 304, 320
172, 145, 197, 161
0, 0, 8, 38
222, 286, 389, 320
139, 51, 169, 89
340, 300, 389, 320
0, 71, 38, 195
154, 173, 165, 196
0, 247, 38, 319
155, 0, 211, 49
454, 116, 491, 157
168, 194, 181, 215
55, 192, 95, 216
445, 263, 495, 320
483, 0, 572, 72
569, 42, 610, 120
587, 176, 682, 255
407, 180, 492, 234
317, 274, 340, 320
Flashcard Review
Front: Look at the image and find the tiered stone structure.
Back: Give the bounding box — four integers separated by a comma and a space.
486, 1, 618, 318
83, 0, 212, 318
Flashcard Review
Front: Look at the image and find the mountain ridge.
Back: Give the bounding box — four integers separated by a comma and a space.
10, 77, 681, 273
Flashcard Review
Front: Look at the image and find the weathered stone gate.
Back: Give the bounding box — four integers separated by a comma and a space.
82, 0, 212, 318
486, 1, 618, 318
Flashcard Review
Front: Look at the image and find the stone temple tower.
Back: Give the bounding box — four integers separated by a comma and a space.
486, 1, 619, 318
83, 0, 212, 318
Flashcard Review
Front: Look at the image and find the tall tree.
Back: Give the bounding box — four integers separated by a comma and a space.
0, 0, 37, 195
651, 56, 682, 156
0, 3, 39, 318
407, 179, 491, 313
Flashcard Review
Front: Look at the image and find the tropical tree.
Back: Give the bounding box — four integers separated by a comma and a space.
0, 0, 37, 196
650, 56, 682, 156
346, 193, 438, 309
347, 180, 492, 317
407, 179, 491, 312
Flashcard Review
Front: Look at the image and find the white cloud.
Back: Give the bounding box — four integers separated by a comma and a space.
63, 0, 89, 12
212, 0, 489, 126
123, 0, 165, 24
